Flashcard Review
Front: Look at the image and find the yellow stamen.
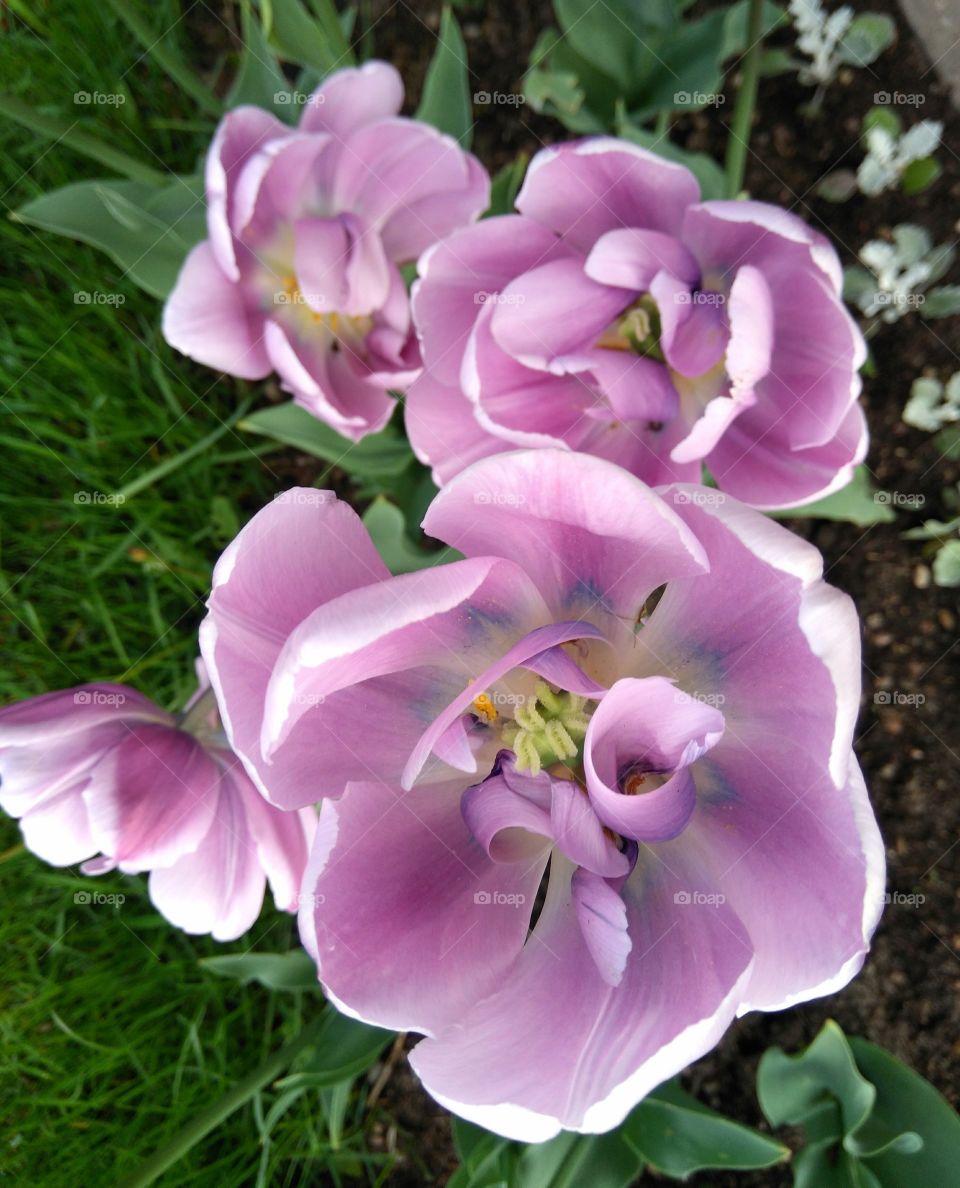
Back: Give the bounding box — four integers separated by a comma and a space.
472, 692, 498, 725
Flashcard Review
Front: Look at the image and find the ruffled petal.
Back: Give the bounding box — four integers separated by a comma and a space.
300, 61, 404, 137
200, 487, 388, 809
517, 139, 700, 252
422, 450, 709, 620
409, 852, 753, 1140
583, 677, 723, 841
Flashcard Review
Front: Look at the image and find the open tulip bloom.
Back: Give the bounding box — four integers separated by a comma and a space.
163, 61, 488, 440
0, 668, 315, 941
202, 451, 884, 1140
407, 138, 868, 510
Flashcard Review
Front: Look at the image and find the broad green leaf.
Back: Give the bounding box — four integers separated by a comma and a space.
229, 0, 294, 113
238, 402, 413, 479
264, 0, 353, 75
103, 0, 223, 116
900, 156, 941, 195
923, 285, 960, 318
631, 8, 729, 121
0, 95, 165, 185
517, 1128, 644, 1188
288, 1008, 392, 1085
616, 113, 726, 201
416, 6, 472, 147
625, 1079, 789, 1177
838, 13, 896, 68
849, 1036, 960, 1182
523, 28, 611, 133
721, 0, 787, 61
524, 64, 587, 124
448, 1118, 516, 1188
486, 154, 528, 217
772, 467, 896, 526
14, 175, 205, 299
362, 497, 458, 574
555, 0, 675, 93
200, 950, 320, 991
793, 1141, 881, 1188
758, 1020, 876, 1136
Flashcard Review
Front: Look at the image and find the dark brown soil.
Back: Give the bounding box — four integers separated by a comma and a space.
345, 0, 960, 1183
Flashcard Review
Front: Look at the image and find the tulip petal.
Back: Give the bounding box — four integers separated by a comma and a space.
299, 779, 548, 1034
163, 241, 271, 380
201, 487, 388, 809
584, 228, 700, 291
83, 724, 221, 870
517, 139, 700, 252
300, 61, 404, 137
409, 852, 752, 1140
148, 766, 266, 941
583, 677, 723, 841
422, 449, 709, 620
571, 867, 631, 986
689, 744, 884, 1012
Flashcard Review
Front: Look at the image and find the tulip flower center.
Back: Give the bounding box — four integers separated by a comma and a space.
478, 681, 593, 778
595, 296, 664, 363
275, 274, 373, 346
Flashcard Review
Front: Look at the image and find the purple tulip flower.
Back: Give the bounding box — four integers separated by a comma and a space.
202, 452, 883, 1139
163, 61, 489, 440
0, 669, 315, 941
406, 138, 867, 509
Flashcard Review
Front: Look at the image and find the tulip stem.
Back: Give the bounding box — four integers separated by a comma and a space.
176, 684, 221, 736
724, 0, 765, 198
118, 1015, 327, 1188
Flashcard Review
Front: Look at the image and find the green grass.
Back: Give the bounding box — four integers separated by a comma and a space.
0, 6, 410, 1184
